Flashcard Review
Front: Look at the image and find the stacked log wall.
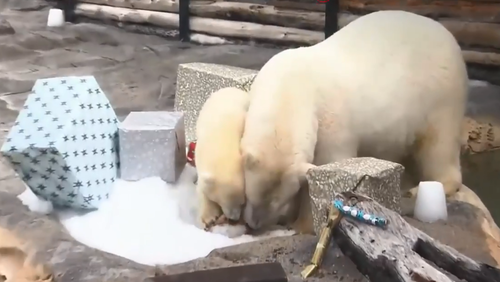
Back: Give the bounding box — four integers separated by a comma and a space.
75, 0, 500, 84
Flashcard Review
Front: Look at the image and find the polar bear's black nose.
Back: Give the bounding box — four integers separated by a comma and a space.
222, 206, 242, 221
244, 204, 263, 229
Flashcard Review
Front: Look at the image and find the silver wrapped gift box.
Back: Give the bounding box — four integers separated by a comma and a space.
306, 157, 403, 235
118, 111, 186, 183
174, 63, 257, 142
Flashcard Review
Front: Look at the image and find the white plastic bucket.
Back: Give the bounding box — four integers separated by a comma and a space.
413, 181, 448, 223
47, 8, 65, 27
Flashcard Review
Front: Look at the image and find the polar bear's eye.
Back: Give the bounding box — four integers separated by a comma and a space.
268, 177, 281, 190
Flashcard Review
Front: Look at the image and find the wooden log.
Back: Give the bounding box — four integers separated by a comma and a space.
332, 198, 500, 282
78, 0, 327, 30
75, 3, 500, 83
75, 3, 500, 62
463, 50, 500, 66
75, 3, 324, 45
269, 0, 325, 12
79, 0, 180, 13
440, 20, 500, 51
341, 0, 500, 24
78, 0, 500, 52
271, 0, 500, 24
191, 2, 325, 31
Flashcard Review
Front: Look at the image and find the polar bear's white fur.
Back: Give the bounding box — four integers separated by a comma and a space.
195, 87, 250, 228
241, 10, 468, 231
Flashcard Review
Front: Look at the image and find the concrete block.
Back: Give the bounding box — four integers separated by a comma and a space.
119, 111, 186, 183
307, 157, 403, 235
0, 76, 119, 210
174, 63, 257, 142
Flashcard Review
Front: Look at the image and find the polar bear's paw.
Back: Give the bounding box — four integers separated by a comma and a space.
198, 196, 224, 230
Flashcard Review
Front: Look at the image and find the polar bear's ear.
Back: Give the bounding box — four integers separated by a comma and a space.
297, 163, 316, 182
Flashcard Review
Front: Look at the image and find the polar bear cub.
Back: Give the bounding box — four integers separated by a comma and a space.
241, 10, 468, 231
195, 87, 250, 229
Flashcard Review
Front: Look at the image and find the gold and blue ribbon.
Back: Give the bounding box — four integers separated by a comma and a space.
333, 199, 387, 227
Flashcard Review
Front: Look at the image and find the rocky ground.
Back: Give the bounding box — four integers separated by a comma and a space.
1, 1, 500, 282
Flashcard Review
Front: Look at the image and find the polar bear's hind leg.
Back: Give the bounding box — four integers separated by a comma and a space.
406, 113, 463, 199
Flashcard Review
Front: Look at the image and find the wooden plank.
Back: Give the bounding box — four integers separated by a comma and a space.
80, 0, 500, 52
190, 2, 325, 30
77, 0, 327, 30
271, 0, 500, 23
75, 3, 325, 44
270, 0, 325, 12
332, 199, 500, 282
144, 262, 288, 282
77, 0, 329, 30
342, 0, 500, 23
75, 3, 500, 84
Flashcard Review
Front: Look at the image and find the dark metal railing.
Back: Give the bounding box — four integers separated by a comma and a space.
56, 0, 77, 23
324, 0, 339, 38
179, 0, 191, 41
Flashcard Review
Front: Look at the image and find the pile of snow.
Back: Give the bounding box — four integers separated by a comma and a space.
18, 184, 53, 214
18, 165, 294, 266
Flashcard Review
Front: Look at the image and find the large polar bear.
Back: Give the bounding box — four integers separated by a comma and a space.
241, 10, 468, 231
195, 87, 250, 229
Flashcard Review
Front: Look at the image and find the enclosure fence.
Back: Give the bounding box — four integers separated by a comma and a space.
68, 0, 500, 85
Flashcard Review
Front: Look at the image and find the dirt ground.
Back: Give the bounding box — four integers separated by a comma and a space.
0, 4, 283, 125
1, 2, 500, 282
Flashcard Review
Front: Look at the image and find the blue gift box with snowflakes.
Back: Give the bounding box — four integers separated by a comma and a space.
0, 76, 120, 210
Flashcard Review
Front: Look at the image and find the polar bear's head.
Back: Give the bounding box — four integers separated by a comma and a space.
242, 151, 310, 230
201, 174, 246, 221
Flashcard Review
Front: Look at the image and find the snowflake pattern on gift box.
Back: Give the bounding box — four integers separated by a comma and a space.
118, 111, 186, 183
0, 76, 120, 210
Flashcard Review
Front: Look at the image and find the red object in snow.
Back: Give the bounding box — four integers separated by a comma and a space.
187, 141, 196, 167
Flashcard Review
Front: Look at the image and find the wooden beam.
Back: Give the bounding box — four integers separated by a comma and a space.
271, 0, 500, 24
463, 50, 500, 66
74, 3, 500, 84
79, 0, 180, 13
333, 199, 500, 282
440, 19, 500, 51
191, 2, 326, 31
144, 263, 288, 282
74, 3, 500, 65
75, 3, 325, 44
77, 0, 500, 53
341, 0, 500, 23
77, 0, 327, 30
270, 0, 325, 12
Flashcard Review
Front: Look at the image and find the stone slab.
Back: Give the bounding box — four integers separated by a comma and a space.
0, 76, 119, 210
174, 63, 257, 143
119, 111, 186, 183
307, 157, 403, 235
